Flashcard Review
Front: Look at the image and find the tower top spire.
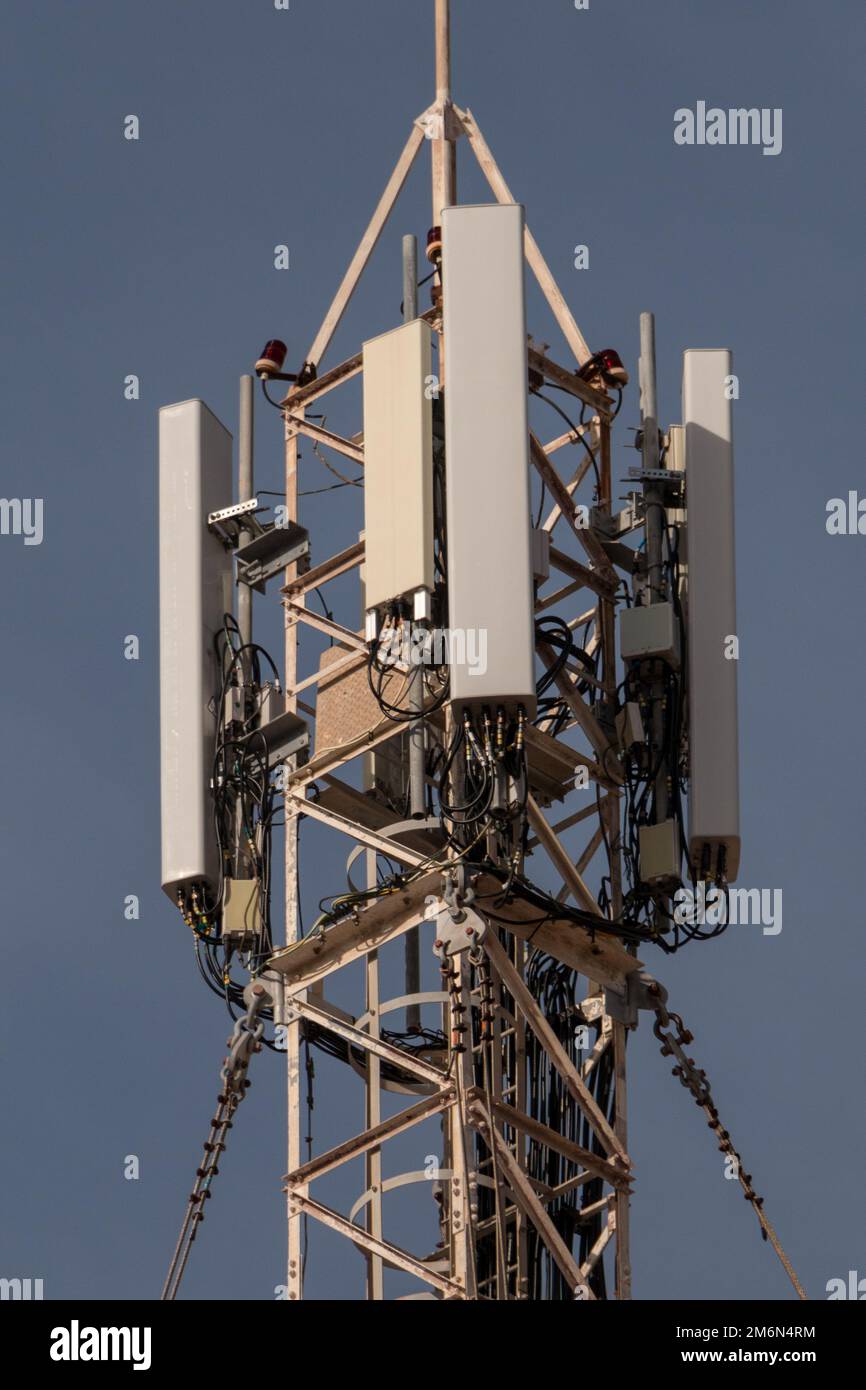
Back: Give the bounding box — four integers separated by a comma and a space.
435, 0, 452, 102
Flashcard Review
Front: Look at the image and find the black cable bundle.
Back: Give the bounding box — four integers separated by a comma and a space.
437, 707, 528, 860
184, 616, 289, 1022
366, 615, 450, 724
534, 613, 599, 734
523, 952, 604, 1299
616, 522, 729, 951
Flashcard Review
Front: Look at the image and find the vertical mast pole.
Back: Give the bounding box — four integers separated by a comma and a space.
431, 0, 475, 1296
284, 409, 304, 1301
640, 313, 669, 822
432, 0, 454, 223
640, 312, 663, 607
235, 375, 255, 877
642, 309, 669, 831
640, 312, 671, 948
404, 233, 424, 1034
237, 375, 255, 649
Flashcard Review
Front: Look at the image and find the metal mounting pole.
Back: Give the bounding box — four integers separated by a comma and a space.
284, 408, 304, 1301
405, 234, 425, 824
403, 234, 419, 322
404, 234, 423, 1031
238, 375, 255, 648
639, 313, 670, 829
639, 313, 663, 606
235, 374, 255, 876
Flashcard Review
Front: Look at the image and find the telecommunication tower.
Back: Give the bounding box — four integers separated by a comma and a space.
157, 1, 805, 1302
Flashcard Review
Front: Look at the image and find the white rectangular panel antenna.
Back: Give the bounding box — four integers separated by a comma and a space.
683, 350, 740, 881
159, 399, 232, 900
442, 203, 536, 716
362, 319, 434, 612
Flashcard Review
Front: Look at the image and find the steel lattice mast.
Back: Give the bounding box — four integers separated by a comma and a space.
154, 0, 807, 1306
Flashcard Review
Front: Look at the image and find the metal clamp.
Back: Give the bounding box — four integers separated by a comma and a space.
441, 864, 477, 921
433, 905, 487, 962
604, 970, 668, 1029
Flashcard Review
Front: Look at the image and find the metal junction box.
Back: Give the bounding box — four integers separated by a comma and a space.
639, 819, 681, 887
222, 877, 262, 948
362, 318, 434, 613
616, 700, 644, 751
620, 601, 680, 669
442, 203, 536, 716
159, 399, 232, 900
683, 349, 740, 882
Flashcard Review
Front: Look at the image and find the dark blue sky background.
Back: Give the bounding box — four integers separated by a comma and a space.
1, 0, 864, 1301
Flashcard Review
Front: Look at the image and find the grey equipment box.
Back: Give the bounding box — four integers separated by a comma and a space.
620, 601, 680, 669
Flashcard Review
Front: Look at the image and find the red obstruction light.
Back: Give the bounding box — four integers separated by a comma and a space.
255, 340, 288, 377
578, 348, 629, 391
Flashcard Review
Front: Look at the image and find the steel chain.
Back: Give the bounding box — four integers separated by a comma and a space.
161, 994, 266, 1300
651, 996, 807, 1301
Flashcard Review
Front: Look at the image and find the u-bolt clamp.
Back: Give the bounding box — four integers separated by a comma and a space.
442, 864, 477, 923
